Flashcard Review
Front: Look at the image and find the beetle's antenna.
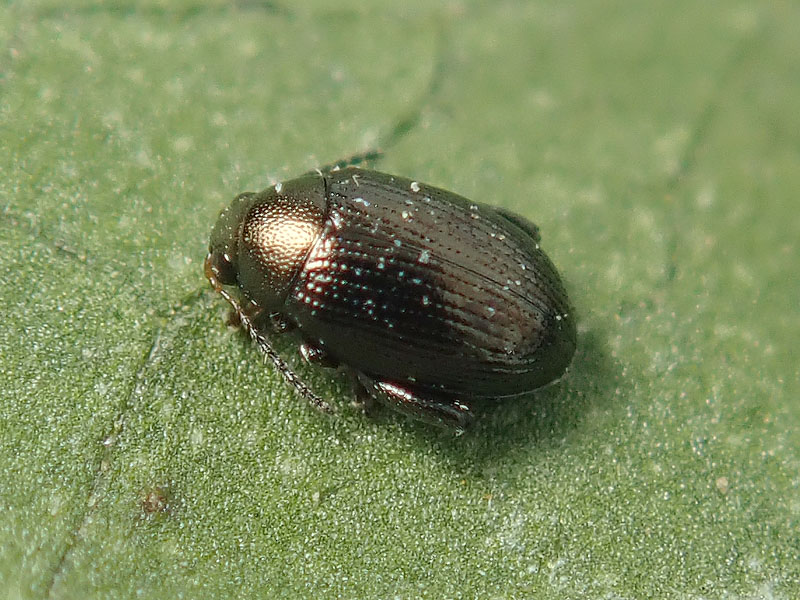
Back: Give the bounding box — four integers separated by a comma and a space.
204, 254, 332, 413
315, 149, 383, 175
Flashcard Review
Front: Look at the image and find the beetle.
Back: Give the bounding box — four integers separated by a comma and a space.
204, 167, 576, 430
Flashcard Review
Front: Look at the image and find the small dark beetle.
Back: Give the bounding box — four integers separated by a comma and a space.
205, 167, 575, 430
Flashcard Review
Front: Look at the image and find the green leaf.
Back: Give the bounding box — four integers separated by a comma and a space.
2, 1, 798, 598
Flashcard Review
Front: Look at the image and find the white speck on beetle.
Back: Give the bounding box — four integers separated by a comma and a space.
393, 239, 402, 247
486, 306, 496, 317
418, 249, 431, 264
352, 174, 360, 186
401, 210, 411, 220
421, 295, 430, 306
410, 181, 420, 192
274, 182, 283, 193
353, 196, 370, 207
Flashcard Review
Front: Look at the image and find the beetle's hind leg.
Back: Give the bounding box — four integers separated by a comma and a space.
355, 374, 474, 432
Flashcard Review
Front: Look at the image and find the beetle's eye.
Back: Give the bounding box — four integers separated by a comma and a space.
209, 251, 238, 285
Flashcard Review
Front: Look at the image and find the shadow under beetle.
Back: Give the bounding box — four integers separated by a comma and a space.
205, 167, 576, 431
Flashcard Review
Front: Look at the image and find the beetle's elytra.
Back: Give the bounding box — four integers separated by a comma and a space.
205, 167, 576, 430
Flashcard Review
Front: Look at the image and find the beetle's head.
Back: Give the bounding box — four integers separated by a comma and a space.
206, 191, 252, 287
205, 176, 328, 311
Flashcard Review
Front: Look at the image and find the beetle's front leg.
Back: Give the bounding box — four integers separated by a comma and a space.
224, 298, 261, 329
